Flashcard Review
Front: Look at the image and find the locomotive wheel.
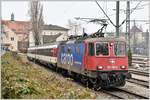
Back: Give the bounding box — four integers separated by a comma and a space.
93, 84, 101, 91
120, 80, 126, 86
89, 78, 97, 84
90, 78, 101, 91
72, 73, 81, 82
61, 69, 68, 77
81, 75, 89, 87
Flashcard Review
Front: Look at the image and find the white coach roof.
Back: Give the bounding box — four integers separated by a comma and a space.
28, 44, 58, 50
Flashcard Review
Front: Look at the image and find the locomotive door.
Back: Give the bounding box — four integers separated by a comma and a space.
85, 43, 95, 69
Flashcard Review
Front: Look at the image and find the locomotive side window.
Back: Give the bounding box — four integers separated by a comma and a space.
114, 42, 125, 56
88, 43, 95, 56
96, 42, 109, 56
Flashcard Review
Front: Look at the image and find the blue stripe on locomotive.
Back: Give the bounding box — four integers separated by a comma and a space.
58, 42, 85, 68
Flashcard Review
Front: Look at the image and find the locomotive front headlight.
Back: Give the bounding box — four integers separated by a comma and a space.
120, 66, 126, 69
97, 66, 103, 70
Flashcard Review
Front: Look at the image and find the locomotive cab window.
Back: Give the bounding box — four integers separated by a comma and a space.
114, 42, 126, 56
96, 42, 109, 56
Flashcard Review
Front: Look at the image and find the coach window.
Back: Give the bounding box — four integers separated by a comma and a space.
32, 49, 35, 54
49, 49, 53, 56
88, 43, 95, 56
54, 49, 57, 56
36, 49, 39, 55
96, 42, 109, 56
45, 49, 49, 56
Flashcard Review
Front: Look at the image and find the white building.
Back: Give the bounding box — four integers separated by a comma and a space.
1, 25, 18, 51
29, 24, 69, 47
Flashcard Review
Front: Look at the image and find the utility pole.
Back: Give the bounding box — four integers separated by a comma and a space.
116, 1, 120, 37
126, 1, 130, 50
133, 20, 136, 53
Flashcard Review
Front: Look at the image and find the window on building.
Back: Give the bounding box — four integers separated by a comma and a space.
11, 37, 14, 41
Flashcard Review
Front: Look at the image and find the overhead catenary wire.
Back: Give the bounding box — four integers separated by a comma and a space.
101, 2, 148, 19
95, 0, 143, 28
95, 0, 116, 27
119, 1, 142, 27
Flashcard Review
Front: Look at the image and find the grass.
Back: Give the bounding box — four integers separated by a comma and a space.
1, 52, 96, 99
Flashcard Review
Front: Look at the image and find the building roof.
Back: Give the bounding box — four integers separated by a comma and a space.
130, 25, 142, 33
42, 24, 69, 31
1, 20, 31, 34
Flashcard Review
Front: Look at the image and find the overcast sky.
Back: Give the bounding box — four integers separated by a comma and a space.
2, 1, 149, 34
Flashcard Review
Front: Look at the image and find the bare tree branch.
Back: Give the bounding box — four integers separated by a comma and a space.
29, 0, 44, 45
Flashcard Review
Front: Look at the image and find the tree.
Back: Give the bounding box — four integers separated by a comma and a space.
29, 0, 44, 45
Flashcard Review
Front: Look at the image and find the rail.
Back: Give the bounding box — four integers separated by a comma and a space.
126, 78, 149, 88
101, 88, 149, 99
132, 55, 149, 67
129, 70, 149, 77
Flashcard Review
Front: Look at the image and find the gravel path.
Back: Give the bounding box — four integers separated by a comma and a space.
119, 82, 149, 98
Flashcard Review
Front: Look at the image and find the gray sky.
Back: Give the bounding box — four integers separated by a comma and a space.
2, 1, 149, 34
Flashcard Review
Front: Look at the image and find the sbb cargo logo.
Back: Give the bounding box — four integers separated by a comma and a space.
61, 53, 73, 65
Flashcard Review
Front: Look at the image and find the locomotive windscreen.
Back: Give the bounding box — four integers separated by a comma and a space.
114, 42, 126, 56
96, 42, 109, 56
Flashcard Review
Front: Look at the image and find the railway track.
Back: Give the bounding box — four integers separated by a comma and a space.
132, 54, 149, 67
126, 78, 149, 88
101, 88, 149, 99
129, 70, 149, 77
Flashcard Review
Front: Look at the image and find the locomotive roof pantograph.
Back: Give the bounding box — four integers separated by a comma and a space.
68, 17, 109, 41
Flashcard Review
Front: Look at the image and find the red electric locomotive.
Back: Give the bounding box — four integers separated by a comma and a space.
55, 37, 131, 90
81, 37, 131, 89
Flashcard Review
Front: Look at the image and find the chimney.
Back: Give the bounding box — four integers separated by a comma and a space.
11, 13, 14, 21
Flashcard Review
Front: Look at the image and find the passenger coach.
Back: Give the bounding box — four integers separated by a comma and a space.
27, 43, 58, 66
